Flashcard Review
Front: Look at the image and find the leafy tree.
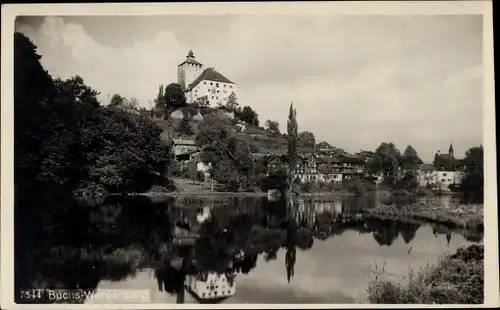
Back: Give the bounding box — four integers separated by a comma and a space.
225, 91, 239, 112
265, 119, 280, 133
298, 131, 315, 148
236, 106, 259, 126
287, 103, 298, 191
177, 118, 194, 136
315, 141, 333, 149
194, 95, 210, 108
162, 83, 187, 114
195, 113, 258, 191
129, 97, 139, 109
14, 32, 176, 197
109, 94, 125, 106
460, 146, 484, 201
373, 142, 401, 178
400, 145, 423, 171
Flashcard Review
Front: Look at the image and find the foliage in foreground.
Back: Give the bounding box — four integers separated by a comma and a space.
365, 244, 483, 304
14, 32, 175, 196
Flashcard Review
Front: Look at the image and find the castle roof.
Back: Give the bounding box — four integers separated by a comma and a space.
187, 67, 235, 90
178, 50, 203, 67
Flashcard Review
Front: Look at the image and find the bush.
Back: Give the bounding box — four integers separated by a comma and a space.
365, 244, 484, 304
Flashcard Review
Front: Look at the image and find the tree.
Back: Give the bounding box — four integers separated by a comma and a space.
195, 113, 258, 191
109, 94, 125, 107
400, 145, 423, 171
298, 131, 315, 148
14, 32, 176, 197
225, 91, 239, 112
315, 141, 334, 150
194, 95, 209, 108
287, 103, 298, 192
265, 119, 280, 133
177, 118, 194, 136
460, 146, 483, 201
129, 97, 139, 109
374, 142, 401, 178
158, 83, 187, 140
237, 106, 259, 126
162, 83, 187, 115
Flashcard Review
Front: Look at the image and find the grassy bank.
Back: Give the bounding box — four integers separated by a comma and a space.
363, 203, 484, 232
366, 244, 483, 304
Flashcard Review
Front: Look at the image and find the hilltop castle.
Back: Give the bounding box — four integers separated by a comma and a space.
177, 50, 237, 107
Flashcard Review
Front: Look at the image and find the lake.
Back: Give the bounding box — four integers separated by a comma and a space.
15, 194, 482, 304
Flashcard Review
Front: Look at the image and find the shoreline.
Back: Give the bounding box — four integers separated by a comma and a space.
362, 203, 484, 232
132, 191, 359, 198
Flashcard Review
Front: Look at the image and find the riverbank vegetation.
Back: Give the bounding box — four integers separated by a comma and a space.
366, 244, 483, 304
15, 32, 177, 199
363, 203, 483, 232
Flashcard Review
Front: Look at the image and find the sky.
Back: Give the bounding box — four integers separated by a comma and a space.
15, 15, 483, 162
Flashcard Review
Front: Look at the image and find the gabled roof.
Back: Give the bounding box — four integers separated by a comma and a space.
264, 154, 290, 165
178, 57, 203, 67
318, 156, 340, 164
187, 67, 235, 90
173, 139, 196, 146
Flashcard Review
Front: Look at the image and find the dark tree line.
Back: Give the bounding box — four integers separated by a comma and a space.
14, 32, 176, 198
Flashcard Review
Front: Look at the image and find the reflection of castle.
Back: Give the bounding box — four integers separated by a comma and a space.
185, 272, 236, 300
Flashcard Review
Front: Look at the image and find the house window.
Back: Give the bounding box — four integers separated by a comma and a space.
210, 82, 213, 85
204, 82, 206, 85
224, 84, 226, 87
212, 96, 214, 99
216, 96, 219, 100
230, 85, 232, 88
216, 83, 219, 87
217, 90, 220, 93
441, 179, 446, 182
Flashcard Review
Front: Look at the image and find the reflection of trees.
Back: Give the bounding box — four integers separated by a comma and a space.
285, 204, 297, 283
399, 222, 421, 244
17, 194, 483, 304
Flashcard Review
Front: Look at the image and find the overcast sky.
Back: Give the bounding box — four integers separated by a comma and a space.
16, 15, 483, 162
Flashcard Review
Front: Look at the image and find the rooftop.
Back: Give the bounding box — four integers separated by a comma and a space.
187, 67, 235, 90
178, 50, 203, 67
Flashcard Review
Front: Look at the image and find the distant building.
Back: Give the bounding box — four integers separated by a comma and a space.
178, 50, 237, 107
419, 143, 466, 191
172, 139, 199, 160
186, 272, 236, 300
262, 152, 366, 183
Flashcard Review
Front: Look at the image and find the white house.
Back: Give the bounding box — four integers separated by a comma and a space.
178, 50, 237, 107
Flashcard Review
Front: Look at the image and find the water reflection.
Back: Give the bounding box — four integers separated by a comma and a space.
15, 194, 482, 304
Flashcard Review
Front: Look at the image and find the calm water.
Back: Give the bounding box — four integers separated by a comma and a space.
15, 194, 482, 304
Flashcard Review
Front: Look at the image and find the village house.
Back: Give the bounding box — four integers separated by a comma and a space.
417, 144, 466, 191
172, 139, 199, 160
262, 151, 366, 184
178, 50, 237, 108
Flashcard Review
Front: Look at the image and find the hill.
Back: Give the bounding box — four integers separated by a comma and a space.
151, 105, 314, 156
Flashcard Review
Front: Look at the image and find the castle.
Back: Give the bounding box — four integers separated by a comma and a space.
177, 50, 237, 107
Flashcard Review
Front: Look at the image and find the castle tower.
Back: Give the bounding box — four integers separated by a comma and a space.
448, 143, 454, 157
177, 50, 204, 91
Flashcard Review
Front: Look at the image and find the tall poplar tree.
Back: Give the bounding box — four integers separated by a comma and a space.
287, 103, 298, 192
